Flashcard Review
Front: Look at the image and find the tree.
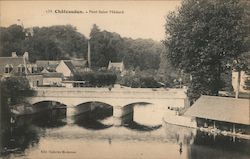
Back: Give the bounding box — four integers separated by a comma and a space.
0, 24, 25, 56
164, 0, 248, 102
1, 77, 31, 105
0, 24, 88, 62
73, 71, 117, 87
89, 25, 123, 68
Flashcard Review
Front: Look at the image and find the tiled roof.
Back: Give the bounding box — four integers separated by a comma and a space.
184, 95, 250, 125
0, 57, 26, 74
70, 59, 87, 68
36, 60, 60, 69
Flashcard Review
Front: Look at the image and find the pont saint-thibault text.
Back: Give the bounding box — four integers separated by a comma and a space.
48, 9, 124, 14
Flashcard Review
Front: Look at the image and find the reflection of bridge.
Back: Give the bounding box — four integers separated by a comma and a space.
26, 87, 189, 125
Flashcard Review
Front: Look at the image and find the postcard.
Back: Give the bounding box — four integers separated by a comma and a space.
0, 0, 249, 159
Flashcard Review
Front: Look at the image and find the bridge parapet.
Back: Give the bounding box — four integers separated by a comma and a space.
32, 87, 187, 99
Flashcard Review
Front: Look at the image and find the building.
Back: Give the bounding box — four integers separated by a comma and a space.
0, 52, 42, 87
56, 60, 77, 78
36, 60, 60, 72
26, 74, 43, 87
0, 52, 38, 76
0, 52, 28, 77
108, 61, 125, 73
70, 58, 91, 72
61, 80, 88, 88
42, 72, 63, 86
184, 95, 250, 134
232, 70, 250, 93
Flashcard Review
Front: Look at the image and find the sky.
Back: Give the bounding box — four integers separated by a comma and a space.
0, 1, 181, 41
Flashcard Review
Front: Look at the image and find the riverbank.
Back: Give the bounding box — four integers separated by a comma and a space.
10, 103, 36, 116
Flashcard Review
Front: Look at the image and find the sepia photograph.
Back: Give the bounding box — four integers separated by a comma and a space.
0, 0, 249, 159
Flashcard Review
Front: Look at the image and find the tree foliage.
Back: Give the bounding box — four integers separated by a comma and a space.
1, 77, 31, 105
164, 0, 249, 101
0, 25, 88, 62
89, 24, 163, 70
0, 24, 163, 71
119, 70, 161, 88
74, 71, 117, 87
0, 25, 25, 56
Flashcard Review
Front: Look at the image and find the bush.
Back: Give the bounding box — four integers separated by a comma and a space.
120, 74, 161, 88
74, 71, 117, 87
1, 76, 32, 105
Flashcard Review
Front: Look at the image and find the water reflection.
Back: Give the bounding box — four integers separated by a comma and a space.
0, 107, 66, 156
32, 109, 67, 128
0, 116, 41, 156
124, 120, 162, 132
74, 113, 112, 130
1, 102, 250, 159
192, 131, 250, 155
74, 104, 113, 130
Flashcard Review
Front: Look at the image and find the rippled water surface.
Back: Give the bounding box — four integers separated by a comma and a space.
1, 104, 250, 159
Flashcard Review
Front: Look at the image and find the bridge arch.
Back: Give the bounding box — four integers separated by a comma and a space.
74, 101, 114, 118
31, 100, 68, 107
122, 102, 153, 108
29, 100, 67, 114
75, 101, 115, 108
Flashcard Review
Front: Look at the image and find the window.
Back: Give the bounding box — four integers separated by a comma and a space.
4, 64, 13, 73
22, 67, 25, 73
31, 66, 37, 73
5, 67, 9, 73
18, 65, 25, 73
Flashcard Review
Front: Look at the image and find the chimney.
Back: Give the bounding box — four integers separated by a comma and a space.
23, 52, 29, 61
12, 52, 17, 57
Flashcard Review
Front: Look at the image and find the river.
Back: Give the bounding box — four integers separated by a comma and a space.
0, 103, 250, 159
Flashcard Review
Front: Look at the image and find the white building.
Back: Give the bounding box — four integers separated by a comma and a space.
56, 60, 77, 78
42, 72, 63, 86
108, 61, 125, 73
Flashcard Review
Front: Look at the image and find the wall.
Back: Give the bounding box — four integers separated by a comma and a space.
56, 61, 71, 77
43, 77, 62, 86
26, 74, 43, 87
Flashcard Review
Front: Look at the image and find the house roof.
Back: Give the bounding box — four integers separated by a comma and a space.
0, 57, 26, 74
70, 59, 87, 68
36, 60, 60, 69
0, 57, 25, 66
63, 61, 77, 73
184, 95, 250, 125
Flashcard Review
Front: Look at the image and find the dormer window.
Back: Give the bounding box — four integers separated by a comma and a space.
18, 64, 25, 73
4, 64, 13, 73
31, 66, 37, 73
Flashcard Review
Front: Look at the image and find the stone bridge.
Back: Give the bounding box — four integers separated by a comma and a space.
26, 87, 189, 123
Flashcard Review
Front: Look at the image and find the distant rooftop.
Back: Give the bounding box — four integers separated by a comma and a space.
63, 60, 77, 73
36, 60, 60, 68
184, 95, 250, 125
